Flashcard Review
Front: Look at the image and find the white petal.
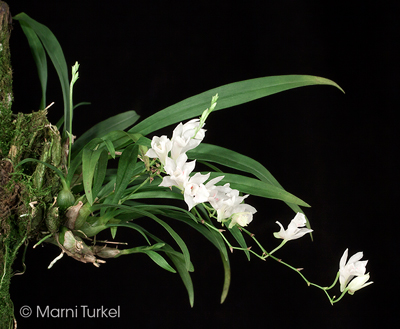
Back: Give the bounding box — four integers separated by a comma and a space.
347, 273, 373, 294
184, 193, 196, 211
289, 228, 313, 240
273, 221, 286, 239
145, 148, 158, 158
292, 212, 306, 226
347, 251, 364, 265
339, 248, 349, 270
205, 175, 225, 188
159, 176, 175, 188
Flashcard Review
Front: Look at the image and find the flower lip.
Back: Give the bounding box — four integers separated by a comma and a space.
347, 273, 373, 295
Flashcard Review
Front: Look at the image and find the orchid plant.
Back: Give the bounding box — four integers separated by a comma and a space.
144, 112, 373, 304
0, 11, 372, 328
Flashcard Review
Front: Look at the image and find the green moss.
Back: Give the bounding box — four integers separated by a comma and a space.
0, 3, 25, 327
0, 6, 67, 326
0, 1, 13, 159
0, 114, 66, 328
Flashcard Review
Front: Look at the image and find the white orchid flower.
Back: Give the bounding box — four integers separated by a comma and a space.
273, 212, 313, 241
228, 203, 257, 228
183, 172, 211, 210
216, 190, 249, 222
205, 176, 232, 209
339, 248, 369, 292
346, 273, 373, 295
145, 135, 172, 165
170, 119, 205, 160
159, 153, 195, 190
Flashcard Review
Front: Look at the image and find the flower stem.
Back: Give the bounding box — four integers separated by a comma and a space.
325, 271, 340, 290
238, 226, 340, 304
331, 289, 348, 304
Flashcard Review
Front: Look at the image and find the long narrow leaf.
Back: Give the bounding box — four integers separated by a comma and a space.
188, 143, 278, 185
188, 143, 312, 230
125, 190, 184, 201
82, 147, 106, 205
167, 251, 194, 307
145, 215, 191, 272
115, 222, 195, 306
92, 149, 108, 199
141, 250, 177, 273
72, 111, 140, 157
105, 222, 151, 245
228, 225, 250, 260
163, 207, 231, 303
102, 138, 116, 159
129, 75, 344, 136
162, 209, 229, 262
113, 242, 177, 273
219, 250, 231, 304
14, 13, 71, 136
18, 20, 47, 109
100, 204, 192, 271
66, 137, 104, 188
107, 219, 194, 305
113, 144, 139, 204
133, 204, 197, 222
207, 172, 310, 207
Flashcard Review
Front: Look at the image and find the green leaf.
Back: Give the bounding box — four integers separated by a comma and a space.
102, 138, 116, 159
113, 144, 139, 204
124, 190, 184, 201
188, 143, 277, 184
228, 225, 250, 260
73, 101, 91, 110
219, 250, 231, 304
82, 147, 107, 205
117, 242, 166, 254
188, 143, 312, 231
105, 221, 151, 245
116, 222, 194, 306
129, 75, 344, 136
17, 20, 47, 110
110, 226, 117, 239
207, 172, 310, 207
160, 207, 232, 303
144, 215, 191, 271
162, 209, 229, 261
106, 219, 194, 305
100, 204, 192, 271
97, 177, 116, 200
66, 137, 105, 188
167, 251, 194, 307
72, 111, 140, 157
14, 13, 71, 136
134, 204, 199, 223
141, 250, 177, 273
92, 149, 108, 201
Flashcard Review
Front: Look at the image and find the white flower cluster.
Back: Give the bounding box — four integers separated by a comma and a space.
145, 118, 257, 229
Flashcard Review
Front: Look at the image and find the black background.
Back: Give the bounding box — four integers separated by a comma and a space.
7, 1, 398, 328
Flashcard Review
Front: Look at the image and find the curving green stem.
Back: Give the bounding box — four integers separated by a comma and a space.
194, 209, 343, 305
